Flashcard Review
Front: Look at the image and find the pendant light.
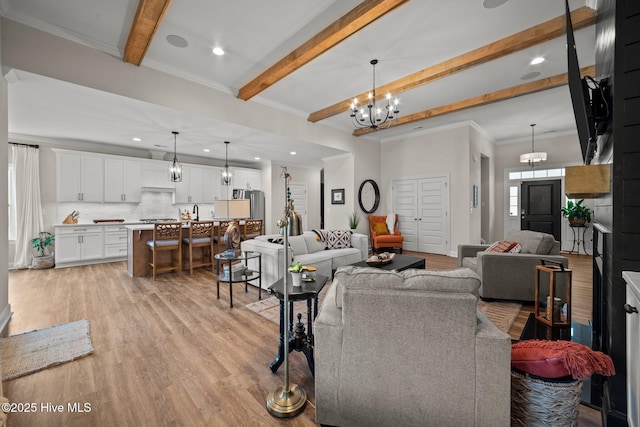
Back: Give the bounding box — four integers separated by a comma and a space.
169, 131, 182, 182
519, 123, 547, 167
221, 141, 232, 186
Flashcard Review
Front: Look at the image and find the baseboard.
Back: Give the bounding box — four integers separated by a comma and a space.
0, 303, 12, 337
449, 250, 458, 258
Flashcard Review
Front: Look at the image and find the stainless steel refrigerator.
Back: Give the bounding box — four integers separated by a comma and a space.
233, 189, 265, 221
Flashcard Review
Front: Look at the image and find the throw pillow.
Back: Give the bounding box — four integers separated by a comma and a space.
325, 230, 352, 249
311, 229, 328, 242
267, 236, 295, 261
372, 222, 389, 235
485, 240, 520, 253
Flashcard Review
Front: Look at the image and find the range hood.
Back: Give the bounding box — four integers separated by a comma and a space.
140, 186, 175, 193
565, 164, 610, 199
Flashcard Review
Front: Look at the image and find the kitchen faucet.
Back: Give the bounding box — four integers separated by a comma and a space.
193, 204, 199, 221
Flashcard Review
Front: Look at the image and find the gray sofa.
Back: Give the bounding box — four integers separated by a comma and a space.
314, 266, 511, 427
240, 231, 368, 288
457, 230, 568, 301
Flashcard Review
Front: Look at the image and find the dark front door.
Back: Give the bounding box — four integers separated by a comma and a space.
521, 179, 561, 242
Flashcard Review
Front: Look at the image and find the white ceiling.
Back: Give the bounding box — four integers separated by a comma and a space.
1, 0, 596, 167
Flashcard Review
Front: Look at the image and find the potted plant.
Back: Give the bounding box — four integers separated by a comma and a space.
560, 199, 592, 226
288, 261, 304, 287
348, 211, 360, 231
31, 231, 55, 269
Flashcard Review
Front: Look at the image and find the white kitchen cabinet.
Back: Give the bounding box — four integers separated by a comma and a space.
233, 168, 261, 191
104, 159, 141, 202
142, 160, 175, 189
54, 226, 103, 266
56, 152, 104, 202
103, 225, 129, 258
175, 165, 218, 203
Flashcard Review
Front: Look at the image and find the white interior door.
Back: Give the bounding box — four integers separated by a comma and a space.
393, 179, 418, 251
288, 183, 308, 231
417, 177, 449, 255
393, 176, 449, 255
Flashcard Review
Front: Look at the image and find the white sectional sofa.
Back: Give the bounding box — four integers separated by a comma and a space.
240, 231, 368, 289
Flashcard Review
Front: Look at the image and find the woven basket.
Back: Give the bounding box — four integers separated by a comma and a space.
511, 369, 583, 427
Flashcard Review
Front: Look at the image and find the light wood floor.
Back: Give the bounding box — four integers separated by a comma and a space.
3, 253, 600, 426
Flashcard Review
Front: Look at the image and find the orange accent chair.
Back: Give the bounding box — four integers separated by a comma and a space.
369, 214, 403, 254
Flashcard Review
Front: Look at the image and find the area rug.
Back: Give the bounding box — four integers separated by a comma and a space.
246, 289, 521, 333
0, 319, 94, 381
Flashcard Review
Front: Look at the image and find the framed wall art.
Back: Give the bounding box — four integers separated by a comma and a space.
331, 188, 345, 205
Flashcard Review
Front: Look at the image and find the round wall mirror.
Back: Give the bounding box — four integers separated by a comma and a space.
358, 179, 380, 214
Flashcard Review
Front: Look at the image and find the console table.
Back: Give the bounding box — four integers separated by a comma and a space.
215, 250, 261, 308
268, 273, 328, 377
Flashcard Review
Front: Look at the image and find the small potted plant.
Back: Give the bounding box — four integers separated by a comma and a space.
31, 231, 55, 269
560, 199, 592, 227
288, 261, 304, 287
348, 211, 360, 231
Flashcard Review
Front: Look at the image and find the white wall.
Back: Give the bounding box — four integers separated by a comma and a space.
323, 154, 355, 230
469, 126, 496, 244
0, 17, 11, 333
379, 123, 475, 254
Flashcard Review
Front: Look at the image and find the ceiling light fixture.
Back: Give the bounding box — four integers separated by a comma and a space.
133, 137, 142, 142
212, 47, 225, 56
169, 131, 182, 182
530, 56, 545, 65
204, 148, 210, 152
350, 59, 399, 131
520, 123, 547, 167
221, 141, 232, 186
290, 151, 296, 155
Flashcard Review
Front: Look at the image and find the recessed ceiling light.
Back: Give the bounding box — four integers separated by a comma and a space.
521, 71, 541, 80
530, 57, 545, 65
133, 137, 142, 142
290, 151, 296, 155
482, 0, 508, 9
212, 47, 225, 56
254, 157, 260, 160
166, 34, 188, 48
203, 148, 210, 153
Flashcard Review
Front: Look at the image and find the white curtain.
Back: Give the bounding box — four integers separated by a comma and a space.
12, 145, 44, 269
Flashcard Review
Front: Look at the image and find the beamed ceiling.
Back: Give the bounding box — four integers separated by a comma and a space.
2, 0, 596, 168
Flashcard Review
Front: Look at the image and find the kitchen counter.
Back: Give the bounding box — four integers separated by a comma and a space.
127, 220, 247, 277
55, 221, 143, 227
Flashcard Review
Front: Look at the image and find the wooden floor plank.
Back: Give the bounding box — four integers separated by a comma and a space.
3, 253, 598, 426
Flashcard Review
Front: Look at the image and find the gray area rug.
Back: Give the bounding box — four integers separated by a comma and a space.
246, 288, 521, 333
0, 319, 94, 381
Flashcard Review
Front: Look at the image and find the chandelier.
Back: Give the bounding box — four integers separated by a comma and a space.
169, 131, 182, 182
520, 123, 547, 167
221, 141, 232, 186
350, 59, 399, 130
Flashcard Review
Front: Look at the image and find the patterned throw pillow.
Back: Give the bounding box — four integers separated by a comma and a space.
267, 236, 294, 261
372, 222, 389, 235
485, 240, 521, 253
325, 230, 352, 249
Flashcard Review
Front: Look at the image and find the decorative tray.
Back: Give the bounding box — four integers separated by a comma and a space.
365, 253, 395, 266
93, 219, 125, 223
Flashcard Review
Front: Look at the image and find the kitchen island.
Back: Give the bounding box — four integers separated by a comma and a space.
125, 221, 247, 277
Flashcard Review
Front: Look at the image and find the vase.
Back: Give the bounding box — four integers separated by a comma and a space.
291, 272, 302, 287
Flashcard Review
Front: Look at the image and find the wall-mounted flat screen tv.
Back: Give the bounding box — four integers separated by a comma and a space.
566, 0, 597, 165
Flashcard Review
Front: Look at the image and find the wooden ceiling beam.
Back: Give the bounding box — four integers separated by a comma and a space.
237, 0, 410, 101
309, 6, 596, 123
353, 65, 596, 136
124, 0, 172, 66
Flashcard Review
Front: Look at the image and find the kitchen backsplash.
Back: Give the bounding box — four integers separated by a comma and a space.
54, 192, 217, 224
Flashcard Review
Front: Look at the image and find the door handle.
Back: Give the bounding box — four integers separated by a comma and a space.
625, 304, 638, 314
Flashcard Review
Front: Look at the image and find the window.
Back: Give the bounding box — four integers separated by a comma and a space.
509, 186, 518, 217
8, 164, 16, 241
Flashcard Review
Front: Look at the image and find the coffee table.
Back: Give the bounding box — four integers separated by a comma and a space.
349, 253, 426, 271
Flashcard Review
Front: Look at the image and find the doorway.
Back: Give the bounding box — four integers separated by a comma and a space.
520, 179, 562, 242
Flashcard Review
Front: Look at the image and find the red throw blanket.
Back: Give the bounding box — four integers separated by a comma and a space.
512, 339, 615, 380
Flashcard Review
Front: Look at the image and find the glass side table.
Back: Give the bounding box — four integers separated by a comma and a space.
215, 250, 262, 308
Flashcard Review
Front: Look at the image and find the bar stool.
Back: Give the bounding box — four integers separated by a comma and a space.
243, 219, 263, 241
183, 221, 214, 274
147, 222, 182, 281
213, 220, 233, 254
